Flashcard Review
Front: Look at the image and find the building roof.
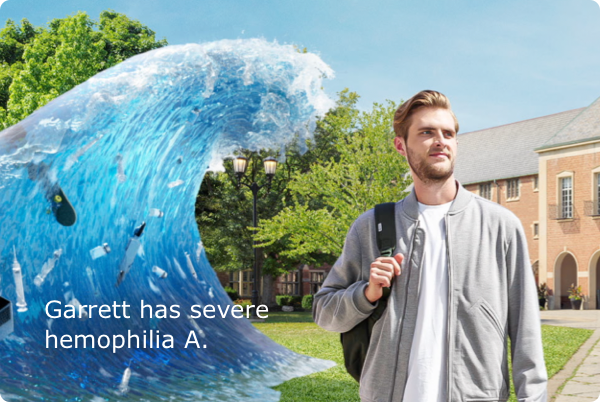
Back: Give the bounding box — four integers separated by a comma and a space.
536, 95, 600, 151
454, 108, 584, 185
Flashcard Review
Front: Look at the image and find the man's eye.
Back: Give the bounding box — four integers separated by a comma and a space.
422, 131, 431, 135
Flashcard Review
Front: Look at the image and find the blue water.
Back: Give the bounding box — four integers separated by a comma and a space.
0, 39, 335, 401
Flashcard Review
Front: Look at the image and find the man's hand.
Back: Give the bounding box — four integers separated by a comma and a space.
365, 254, 404, 303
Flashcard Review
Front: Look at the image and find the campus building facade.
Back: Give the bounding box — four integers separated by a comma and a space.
455, 97, 600, 309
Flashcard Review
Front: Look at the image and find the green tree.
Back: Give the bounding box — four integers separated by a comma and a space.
196, 149, 335, 277
196, 149, 322, 306
195, 91, 361, 279
0, 19, 39, 111
196, 162, 262, 275
98, 10, 168, 66
0, 19, 37, 66
0, 10, 167, 128
5, 13, 105, 125
254, 96, 411, 261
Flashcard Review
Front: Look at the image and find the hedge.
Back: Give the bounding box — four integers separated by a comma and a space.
302, 294, 313, 310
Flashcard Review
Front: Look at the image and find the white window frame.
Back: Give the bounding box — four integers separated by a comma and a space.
533, 175, 539, 192
556, 171, 574, 220
506, 178, 520, 201
532, 222, 539, 239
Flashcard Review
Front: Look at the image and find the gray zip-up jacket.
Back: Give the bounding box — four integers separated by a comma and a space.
313, 184, 547, 402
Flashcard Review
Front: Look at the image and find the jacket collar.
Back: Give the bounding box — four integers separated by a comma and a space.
401, 180, 473, 220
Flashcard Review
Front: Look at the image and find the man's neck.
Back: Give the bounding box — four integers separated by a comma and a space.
413, 176, 458, 205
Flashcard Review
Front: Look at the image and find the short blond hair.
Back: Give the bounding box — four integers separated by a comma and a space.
393, 90, 459, 140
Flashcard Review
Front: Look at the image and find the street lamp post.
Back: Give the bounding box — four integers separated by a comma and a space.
233, 154, 277, 318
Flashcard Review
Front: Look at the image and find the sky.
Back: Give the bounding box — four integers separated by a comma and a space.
1, 0, 600, 134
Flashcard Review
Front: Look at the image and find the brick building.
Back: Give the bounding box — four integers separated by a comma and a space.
454, 97, 600, 309
216, 263, 329, 306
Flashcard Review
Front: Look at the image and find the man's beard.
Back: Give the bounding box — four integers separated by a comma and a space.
406, 146, 454, 184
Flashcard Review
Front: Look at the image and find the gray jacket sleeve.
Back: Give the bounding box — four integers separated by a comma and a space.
506, 222, 548, 402
312, 221, 379, 333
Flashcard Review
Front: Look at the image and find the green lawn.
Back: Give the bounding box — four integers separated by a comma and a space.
254, 311, 593, 402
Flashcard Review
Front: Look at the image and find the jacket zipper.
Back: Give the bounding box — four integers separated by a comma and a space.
389, 220, 420, 402
445, 213, 453, 401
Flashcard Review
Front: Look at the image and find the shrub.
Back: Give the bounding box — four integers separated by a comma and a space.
223, 286, 239, 301
276, 295, 293, 306
291, 295, 303, 308
302, 294, 313, 310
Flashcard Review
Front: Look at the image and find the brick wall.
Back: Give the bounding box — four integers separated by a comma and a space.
545, 152, 600, 306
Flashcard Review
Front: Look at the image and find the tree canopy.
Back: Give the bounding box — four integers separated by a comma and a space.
253, 91, 411, 261
194, 104, 346, 276
0, 10, 167, 128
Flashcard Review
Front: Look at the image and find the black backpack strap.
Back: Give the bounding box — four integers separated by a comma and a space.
372, 202, 397, 316
375, 202, 396, 257
340, 202, 398, 383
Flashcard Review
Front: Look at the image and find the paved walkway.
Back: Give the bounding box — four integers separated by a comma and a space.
540, 310, 600, 401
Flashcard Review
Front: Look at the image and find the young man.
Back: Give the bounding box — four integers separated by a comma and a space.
313, 90, 547, 402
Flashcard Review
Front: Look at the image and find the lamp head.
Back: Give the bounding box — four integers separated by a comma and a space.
233, 155, 248, 179
263, 156, 277, 179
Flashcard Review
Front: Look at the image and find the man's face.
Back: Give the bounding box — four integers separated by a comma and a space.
394, 107, 457, 185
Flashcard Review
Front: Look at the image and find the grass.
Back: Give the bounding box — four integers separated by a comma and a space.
254, 311, 594, 402
254, 311, 359, 402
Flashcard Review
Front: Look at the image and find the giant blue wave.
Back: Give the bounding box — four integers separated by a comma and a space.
0, 39, 335, 401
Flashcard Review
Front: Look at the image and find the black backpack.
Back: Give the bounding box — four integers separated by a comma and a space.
340, 202, 396, 382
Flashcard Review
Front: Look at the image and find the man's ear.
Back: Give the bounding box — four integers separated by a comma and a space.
394, 136, 407, 157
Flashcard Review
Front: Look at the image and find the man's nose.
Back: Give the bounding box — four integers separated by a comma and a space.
433, 132, 446, 146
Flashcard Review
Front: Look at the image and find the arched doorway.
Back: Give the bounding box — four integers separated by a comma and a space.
590, 250, 600, 310
554, 252, 578, 309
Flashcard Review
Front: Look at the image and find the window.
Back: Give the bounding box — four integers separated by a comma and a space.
560, 176, 573, 219
589, 167, 600, 217
533, 222, 539, 239
533, 176, 539, 191
310, 271, 325, 294
596, 172, 600, 215
279, 271, 300, 295
228, 270, 254, 297
507, 179, 520, 200
479, 183, 492, 200
228, 271, 239, 293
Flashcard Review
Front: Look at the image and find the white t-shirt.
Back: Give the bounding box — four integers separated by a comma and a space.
402, 201, 452, 402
